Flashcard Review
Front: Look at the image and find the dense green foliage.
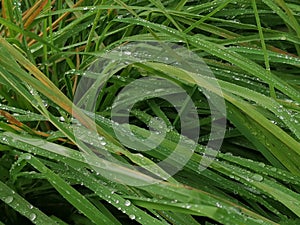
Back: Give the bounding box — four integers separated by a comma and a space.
0, 0, 300, 224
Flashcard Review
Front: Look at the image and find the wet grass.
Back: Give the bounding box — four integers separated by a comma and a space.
0, 0, 300, 224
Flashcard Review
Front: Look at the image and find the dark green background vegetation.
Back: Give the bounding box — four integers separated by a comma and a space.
0, 0, 300, 224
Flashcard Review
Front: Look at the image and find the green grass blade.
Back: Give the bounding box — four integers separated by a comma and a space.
0, 180, 57, 224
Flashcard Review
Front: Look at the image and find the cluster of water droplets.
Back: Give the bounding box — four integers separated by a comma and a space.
2, 190, 37, 222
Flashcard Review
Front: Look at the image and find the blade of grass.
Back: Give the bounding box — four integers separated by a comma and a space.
0, 180, 57, 224
252, 0, 276, 99
116, 17, 300, 103
11, 154, 119, 225
0, 37, 120, 147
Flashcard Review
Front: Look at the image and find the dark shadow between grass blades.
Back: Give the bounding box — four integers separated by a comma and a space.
72, 41, 226, 186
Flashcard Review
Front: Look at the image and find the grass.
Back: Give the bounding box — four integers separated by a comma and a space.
0, 0, 300, 224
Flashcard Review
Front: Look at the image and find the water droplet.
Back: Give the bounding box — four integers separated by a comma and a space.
97, 136, 103, 141
216, 202, 222, 208
1, 137, 8, 143
280, 36, 287, 40
225, 152, 233, 156
100, 141, 106, 146
129, 214, 136, 220
252, 174, 264, 182
229, 174, 235, 179
25, 155, 32, 160
4, 196, 13, 204
29, 87, 35, 95
124, 200, 131, 206
124, 51, 131, 56
29, 213, 36, 221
